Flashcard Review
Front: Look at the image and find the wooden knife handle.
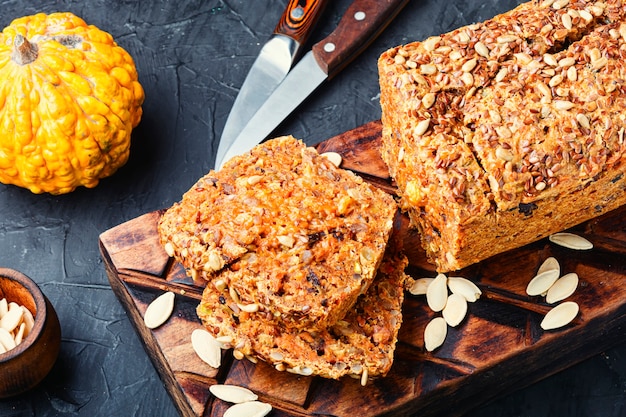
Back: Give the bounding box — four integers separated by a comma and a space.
310, 0, 410, 77
274, 0, 329, 47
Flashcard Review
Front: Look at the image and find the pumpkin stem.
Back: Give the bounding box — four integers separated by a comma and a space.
12, 34, 38, 65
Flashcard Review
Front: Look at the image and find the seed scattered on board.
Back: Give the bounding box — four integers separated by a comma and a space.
191, 328, 222, 368
143, 291, 175, 329
210, 384, 271, 417
549, 232, 593, 250
320, 151, 342, 167
526, 256, 580, 330
541, 301, 580, 330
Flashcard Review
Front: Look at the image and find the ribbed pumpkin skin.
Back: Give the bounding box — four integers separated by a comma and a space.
0, 12, 144, 194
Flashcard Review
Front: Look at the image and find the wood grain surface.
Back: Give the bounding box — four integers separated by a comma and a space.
99, 121, 626, 417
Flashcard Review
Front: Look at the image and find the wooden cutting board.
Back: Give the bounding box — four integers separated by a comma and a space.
99, 120, 626, 417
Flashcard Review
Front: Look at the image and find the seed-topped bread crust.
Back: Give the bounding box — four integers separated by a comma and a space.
378, 0, 626, 271
196, 243, 408, 381
158, 136, 397, 330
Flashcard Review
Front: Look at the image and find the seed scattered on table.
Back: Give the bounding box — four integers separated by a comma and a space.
426, 273, 448, 312
526, 269, 560, 296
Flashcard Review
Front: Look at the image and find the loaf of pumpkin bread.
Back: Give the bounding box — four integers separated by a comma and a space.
378, 0, 626, 271
158, 136, 397, 331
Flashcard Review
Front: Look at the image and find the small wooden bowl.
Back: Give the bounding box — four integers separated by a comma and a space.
0, 268, 61, 398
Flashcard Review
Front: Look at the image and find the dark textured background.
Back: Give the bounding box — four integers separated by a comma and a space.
0, 1, 625, 416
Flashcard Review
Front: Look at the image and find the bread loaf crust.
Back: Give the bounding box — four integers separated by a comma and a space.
379, 0, 626, 271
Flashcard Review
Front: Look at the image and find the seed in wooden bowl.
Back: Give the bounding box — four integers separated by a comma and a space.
224, 401, 272, 417
549, 232, 593, 250
526, 269, 560, 296
143, 291, 175, 329
541, 301, 579, 330
442, 293, 468, 327
0, 298, 34, 353
424, 316, 447, 352
546, 272, 578, 304
0, 304, 23, 333
0, 328, 16, 351
426, 273, 448, 312
447, 277, 482, 302
191, 328, 222, 368
209, 384, 258, 404
408, 277, 434, 295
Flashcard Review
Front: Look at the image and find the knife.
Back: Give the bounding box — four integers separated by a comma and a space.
215, 0, 329, 169
215, 0, 410, 170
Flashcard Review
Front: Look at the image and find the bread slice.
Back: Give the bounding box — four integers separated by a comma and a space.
378, 0, 626, 271
158, 136, 397, 330
196, 241, 408, 381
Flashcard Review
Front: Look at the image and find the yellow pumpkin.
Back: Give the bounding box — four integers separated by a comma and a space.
0, 12, 144, 194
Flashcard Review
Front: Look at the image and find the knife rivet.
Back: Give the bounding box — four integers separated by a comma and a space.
324, 42, 336, 53
354, 11, 366, 21
291, 6, 304, 20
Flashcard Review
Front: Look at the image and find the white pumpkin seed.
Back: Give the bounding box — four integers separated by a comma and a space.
14, 322, 25, 345
426, 274, 448, 312
546, 273, 579, 304
21, 306, 34, 336
442, 293, 468, 327
537, 256, 560, 276
409, 277, 434, 295
541, 301, 579, 330
549, 232, 593, 250
209, 384, 258, 404
526, 269, 560, 296
0, 328, 16, 350
320, 152, 342, 167
0, 298, 7, 318
0, 306, 23, 333
447, 277, 482, 302
144, 291, 175, 329
424, 316, 447, 352
224, 401, 272, 417
191, 329, 222, 368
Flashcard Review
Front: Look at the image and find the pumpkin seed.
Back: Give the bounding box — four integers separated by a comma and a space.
537, 256, 560, 275
21, 306, 34, 335
526, 269, 560, 296
426, 273, 448, 312
209, 384, 258, 404
224, 401, 272, 417
0, 328, 16, 351
442, 293, 468, 327
0, 298, 7, 318
546, 272, 578, 304
14, 323, 25, 345
409, 277, 434, 295
541, 301, 579, 330
424, 316, 447, 352
143, 291, 175, 329
320, 152, 342, 167
447, 277, 482, 302
0, 306, 23, 333
191, 329, 222, 368
549, 232, 593, 250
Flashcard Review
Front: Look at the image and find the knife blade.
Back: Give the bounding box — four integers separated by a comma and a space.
216, 0, 410, 170
215, 0, 329, 168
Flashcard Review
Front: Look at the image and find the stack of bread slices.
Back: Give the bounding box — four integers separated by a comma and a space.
158, 136, 407, 382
